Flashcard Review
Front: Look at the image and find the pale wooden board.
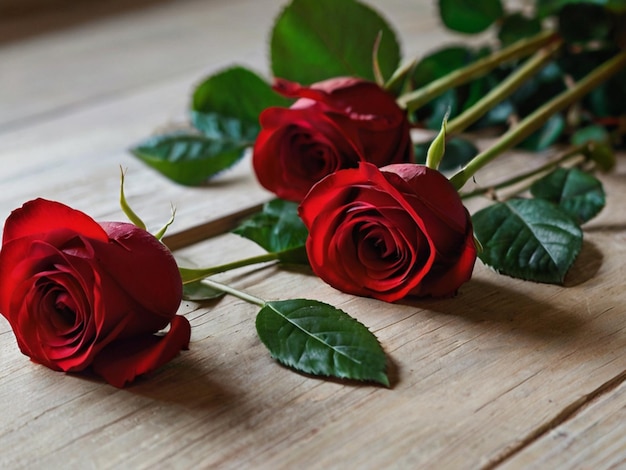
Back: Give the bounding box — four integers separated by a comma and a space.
1, 0, 626, 467
0, 0, 178, 43
0, 0, 466, 245
0, 80, 274, 247
1, 159, 625, 468
0, 0, 280, 129
500, 378, 626, 469
0, 0, 459, 130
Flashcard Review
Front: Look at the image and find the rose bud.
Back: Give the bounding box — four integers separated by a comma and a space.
0, 198, 190, 387
298, 163, 477, 302
253, 77, 413, 202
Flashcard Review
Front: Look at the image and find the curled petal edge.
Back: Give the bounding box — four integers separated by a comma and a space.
91, 315, 191, 388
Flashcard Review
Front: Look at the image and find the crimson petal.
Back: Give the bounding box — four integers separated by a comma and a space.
91, 315, 191, 388
3, 199, 108, 245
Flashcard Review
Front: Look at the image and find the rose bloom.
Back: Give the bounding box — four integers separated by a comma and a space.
0, 198, 190, 387
298, 163, 477, 302
253, 77, 413, 201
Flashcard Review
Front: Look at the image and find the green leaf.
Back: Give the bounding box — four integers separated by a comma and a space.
571, 124, 610, 146
131, 132, 247, 185
472, 198, 583, 284
537, 0, 626, 18
424, 89, 459, 130
571, 125, 616, 171
192, 66, 290, 123
530, 168, 605, 224
474, 98, 516, 128
558, 3, 613, 43
135, 66, 287, 185
510, 61, 564, 116
608, 0, 626, 13
438, 0, 504, 34
411, 46, 473, 125
190, 111, 259, 143
412, 46, 474, 86
256, 299, 389, 386
498, 13, 542, 47
233, 199, 309, 256
384, 59, 416, 96
440, 137, 479, 171
270, 0, 401, 84
518, 113, 565, 151
586, 65, 626, 118
586, 142, 616, 172
183, 281, 225, 301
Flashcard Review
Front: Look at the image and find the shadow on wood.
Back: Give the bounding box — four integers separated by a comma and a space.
0, 0, 180, 43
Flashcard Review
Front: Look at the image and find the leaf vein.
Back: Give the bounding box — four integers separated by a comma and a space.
267, 304, 363, 365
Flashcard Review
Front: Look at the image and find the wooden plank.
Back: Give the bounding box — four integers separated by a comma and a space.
499, 377, 626, 469
0, 0, 178, 43
0, 100, 544, 250
2, 0, 283, 129
0, 78, 273, 243
0, 0, 457, 130
2, 0, 626, 467
1, 158, 625, 467
0, 0, 484, 244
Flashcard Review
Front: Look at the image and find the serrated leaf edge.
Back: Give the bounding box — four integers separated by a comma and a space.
504, 200, 580, 271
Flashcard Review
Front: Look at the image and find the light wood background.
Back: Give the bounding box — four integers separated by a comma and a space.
1, 0, 625, 468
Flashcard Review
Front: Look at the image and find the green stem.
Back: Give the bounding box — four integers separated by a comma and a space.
199, 278, 266, 307
447, 39, 562, 135
460, 144, 587, 199
384, 59, 416, 92
398, 30, 558, 112
179, 251, 280, 284
449, 49, 626, 190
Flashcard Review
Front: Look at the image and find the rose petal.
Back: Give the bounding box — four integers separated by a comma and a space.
91, 315, 191, 388
95, 222, 183, 320
300, 163, 440, 301
382, 164, 467, 233
411, 218, 477, 297
2, 199, 108, 245
254, 107, 365, 201
300, 162, 476, 301
257, 78, 412, 202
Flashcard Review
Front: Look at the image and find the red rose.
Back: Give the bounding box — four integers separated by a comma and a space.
298, 163, 477, 302
253, 77, 413, 201
0, 198, 190, 387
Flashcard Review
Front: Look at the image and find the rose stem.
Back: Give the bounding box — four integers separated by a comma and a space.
445, 39, 562, 135
179, 251, 280, 284
449, 49, 626, 190
384, 59, 417, 92
459, 144, 588, 200
397, 29, 558, 112
197, 278, 266, 307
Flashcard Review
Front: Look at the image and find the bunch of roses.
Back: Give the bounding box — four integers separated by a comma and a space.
253, 76, 477, 302
0, 76, 476, 388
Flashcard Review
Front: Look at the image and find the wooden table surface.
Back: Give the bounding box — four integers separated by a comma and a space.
1, 0, 625, 468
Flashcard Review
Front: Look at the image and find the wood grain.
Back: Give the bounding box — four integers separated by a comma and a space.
0, 0, 483, 240
2, 202, 625, 468
1, 0, 625, 468
499, 378, 626, 469
0, 0, 178, 43
0, 0, 455, 130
